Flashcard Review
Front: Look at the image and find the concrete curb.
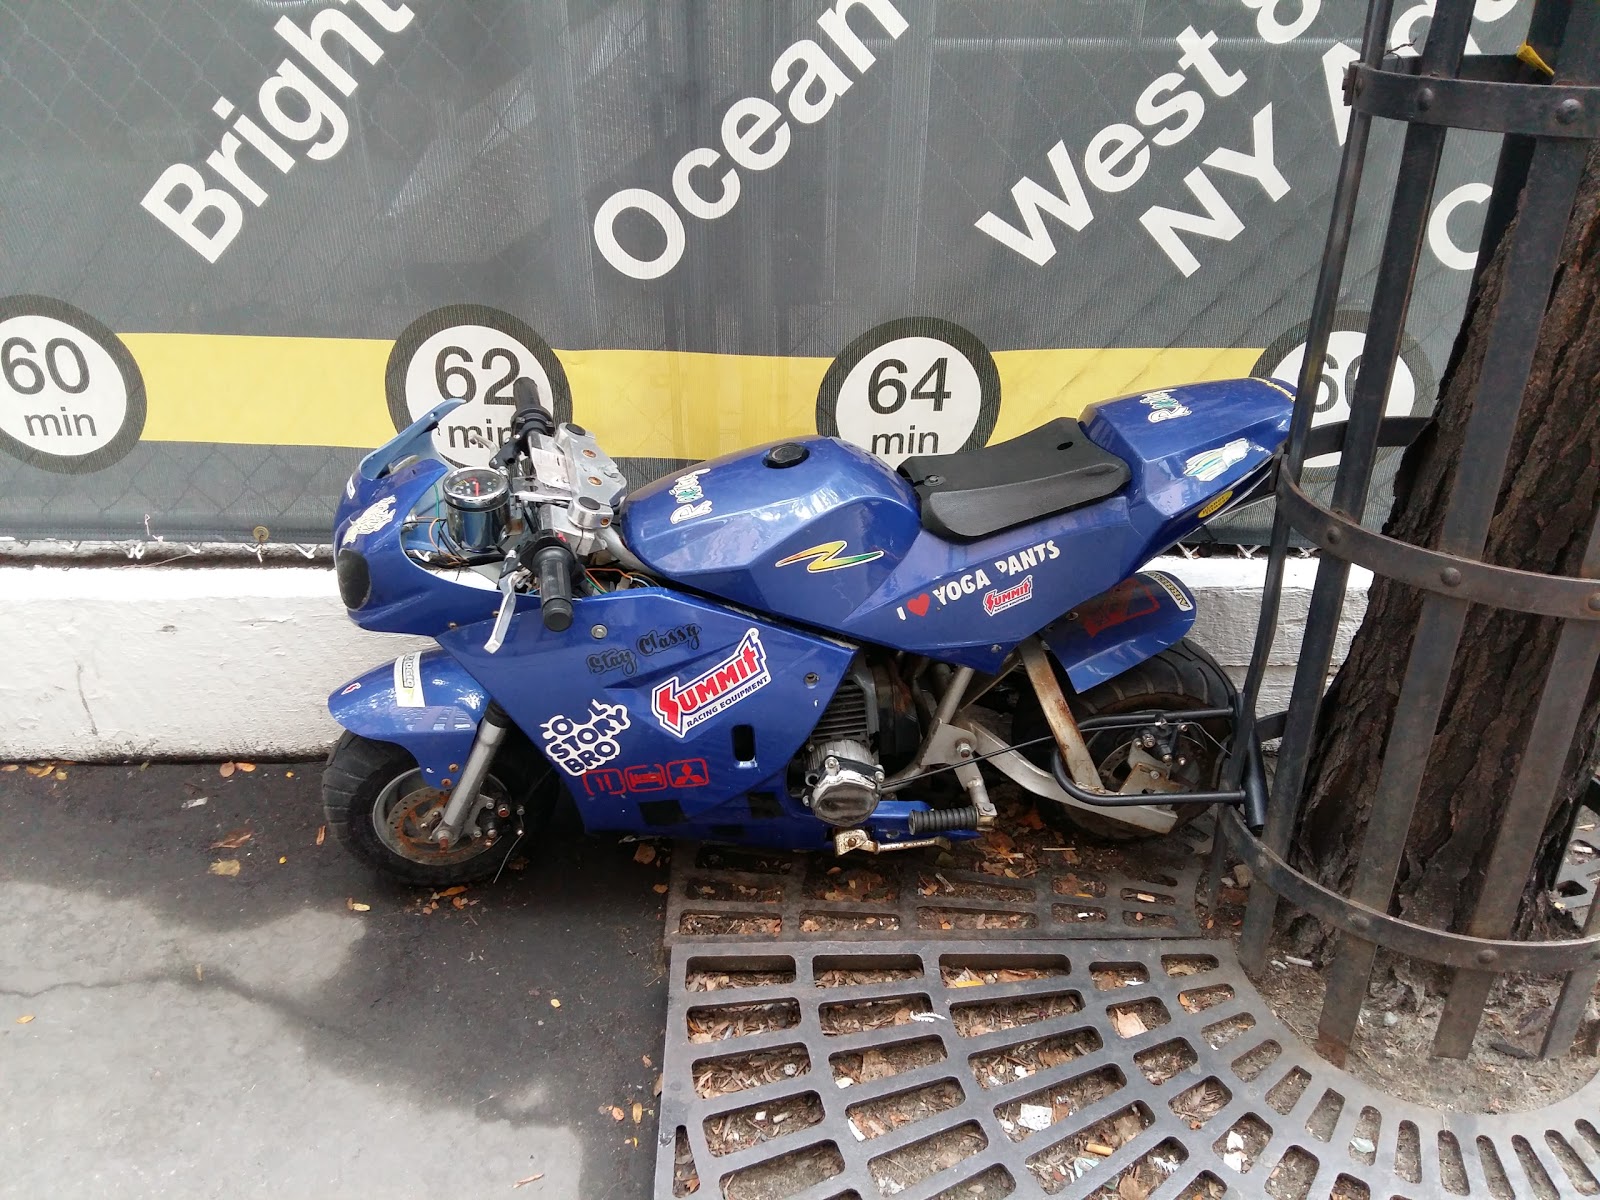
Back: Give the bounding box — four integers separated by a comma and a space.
1, 558, 1366, 759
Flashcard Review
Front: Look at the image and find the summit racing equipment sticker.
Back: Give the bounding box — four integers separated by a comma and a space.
651, 628, 771, 737
983, 574, 1034, 616
342, 496, 396, 546
540, 700, 632, 777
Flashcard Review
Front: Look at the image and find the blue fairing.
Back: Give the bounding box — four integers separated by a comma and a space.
625, 378, 1291, 672
438, 588, 891, 849
1042, 571, 1198, 693
328, 647, 488, 788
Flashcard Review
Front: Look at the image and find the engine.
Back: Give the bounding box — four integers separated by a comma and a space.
796, 657, 918, 826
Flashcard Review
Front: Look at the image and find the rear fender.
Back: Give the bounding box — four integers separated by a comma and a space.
328, 648, 487, 789
1041, 571, 1197, 693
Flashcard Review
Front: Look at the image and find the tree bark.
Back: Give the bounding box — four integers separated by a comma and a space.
1293, 143, 1600, 941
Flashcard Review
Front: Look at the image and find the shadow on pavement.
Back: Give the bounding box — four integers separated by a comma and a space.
0, 760, 669, 1200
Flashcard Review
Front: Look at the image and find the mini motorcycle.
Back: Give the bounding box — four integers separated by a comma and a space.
324, 376, 1291, 884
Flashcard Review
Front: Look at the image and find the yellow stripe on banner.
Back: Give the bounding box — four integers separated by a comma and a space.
119, 333, 1265, 458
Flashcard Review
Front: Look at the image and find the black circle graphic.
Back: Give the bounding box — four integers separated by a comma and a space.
815, 317, 1001, 461
0, 295, 147, 475
1250, 310, 1438, 481
384, 304, 573, 463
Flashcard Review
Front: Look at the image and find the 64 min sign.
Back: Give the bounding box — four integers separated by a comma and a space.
817, 318, 1000, 467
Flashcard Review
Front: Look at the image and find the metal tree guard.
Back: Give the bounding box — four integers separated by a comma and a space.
1222, 0, 1600, 1063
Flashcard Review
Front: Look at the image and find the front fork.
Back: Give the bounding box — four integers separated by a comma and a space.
432, 703, 512, 848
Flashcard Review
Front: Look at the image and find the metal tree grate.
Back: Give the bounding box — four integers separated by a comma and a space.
654, 938, 1600, 1200
664, 828, 1209, 946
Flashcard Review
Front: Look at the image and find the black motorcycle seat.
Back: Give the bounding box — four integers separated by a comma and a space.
898, 418, 1131, 541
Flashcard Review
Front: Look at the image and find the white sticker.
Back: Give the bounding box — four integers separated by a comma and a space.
526, 446, 572, 491
670, 469, 709, 504
540, 699, 632, 776
0, 311, 133, 461
652, 628, 771, 737
1140, 390, 1191, 422
835, 335, 985, 467
402, 324, 556, 469
342, 496, 397, 546
393, 652, 425, 707
1147, 572, 1195, 613
670, 500, 712, 524
1184, 438, 1250, 482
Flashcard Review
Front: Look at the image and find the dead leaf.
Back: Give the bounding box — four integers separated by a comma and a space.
195, 964, 204, 982
347, 898, 371, 912
315, 825, 326, 846
451, 896, 467, 909
652, 1074, 663, 1097
631, 1102, 642, 1124
15, 1014, 34, 1024
208, 859, 241, 877
285, 771, 294, 779
1110, 1008, 1148, 1038
949, 978, 986, 988
211, 830, 252, 849
550, 998, 561, 1008
25, 764, 53, 778
236, 762, 256, 773
513, 1174, 544, 1188
439, 885, 468, 897
633, 844, 657, 865
610, 1106, 625, 1122
54, 769, 68, 781
1, 764, 17, 772
652, 883, 669, 894
219, 762, 235, 777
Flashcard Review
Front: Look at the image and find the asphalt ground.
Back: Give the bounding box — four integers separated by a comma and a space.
0, 760, 670, 1200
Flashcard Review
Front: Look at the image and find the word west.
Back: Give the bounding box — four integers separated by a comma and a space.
975, 20, 1287, 277
141, 0, 415, 262
583, 758, 712, 797
652, 629, 771, 737
540, 700, 632, 776
593, 0, 908, 279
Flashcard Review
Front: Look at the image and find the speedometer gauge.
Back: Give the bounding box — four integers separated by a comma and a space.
441, 467, 509, 553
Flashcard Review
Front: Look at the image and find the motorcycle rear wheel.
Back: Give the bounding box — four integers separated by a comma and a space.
323, 731, 557, 886
1016, 638, 1234, 841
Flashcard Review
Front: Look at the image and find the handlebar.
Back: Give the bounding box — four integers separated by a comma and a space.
492, 377, 557, 467
524, 540, 576, 632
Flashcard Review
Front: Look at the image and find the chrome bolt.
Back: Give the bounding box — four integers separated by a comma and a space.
590, 624, 608, 639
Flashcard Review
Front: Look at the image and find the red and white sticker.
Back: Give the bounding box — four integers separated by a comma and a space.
983, 574, 1034, 616
651, 628, 770, 737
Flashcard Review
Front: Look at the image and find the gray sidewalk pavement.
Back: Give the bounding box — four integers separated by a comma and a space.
0, 761, 670, 1200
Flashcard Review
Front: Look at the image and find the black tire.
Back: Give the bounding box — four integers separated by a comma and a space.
323, 730, 558, 886
1016, 638, 1235, 841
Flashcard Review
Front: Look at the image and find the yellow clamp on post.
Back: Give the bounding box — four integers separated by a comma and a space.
1515, 41, 1556, 78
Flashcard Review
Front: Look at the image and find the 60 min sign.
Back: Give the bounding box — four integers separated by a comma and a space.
0, 296, 147, 473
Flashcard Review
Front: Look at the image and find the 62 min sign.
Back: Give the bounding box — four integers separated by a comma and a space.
0, 295, 146, 473
385, 304, 574, 469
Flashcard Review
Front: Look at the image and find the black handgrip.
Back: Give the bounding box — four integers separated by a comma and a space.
492, 379, 557, 467
532, 543, 575, 632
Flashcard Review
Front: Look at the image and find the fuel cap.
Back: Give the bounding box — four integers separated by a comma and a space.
764, 442, 809, 468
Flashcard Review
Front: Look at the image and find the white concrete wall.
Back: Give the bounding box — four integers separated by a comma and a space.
0, 558, 1368, 760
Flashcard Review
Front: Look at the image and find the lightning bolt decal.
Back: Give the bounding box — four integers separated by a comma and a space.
775, 540, 885, 574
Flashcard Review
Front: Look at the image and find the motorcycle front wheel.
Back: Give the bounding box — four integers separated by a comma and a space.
323, 731, 557, 886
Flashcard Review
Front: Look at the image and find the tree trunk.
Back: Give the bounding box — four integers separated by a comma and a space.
1293, 143, 1600, 941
